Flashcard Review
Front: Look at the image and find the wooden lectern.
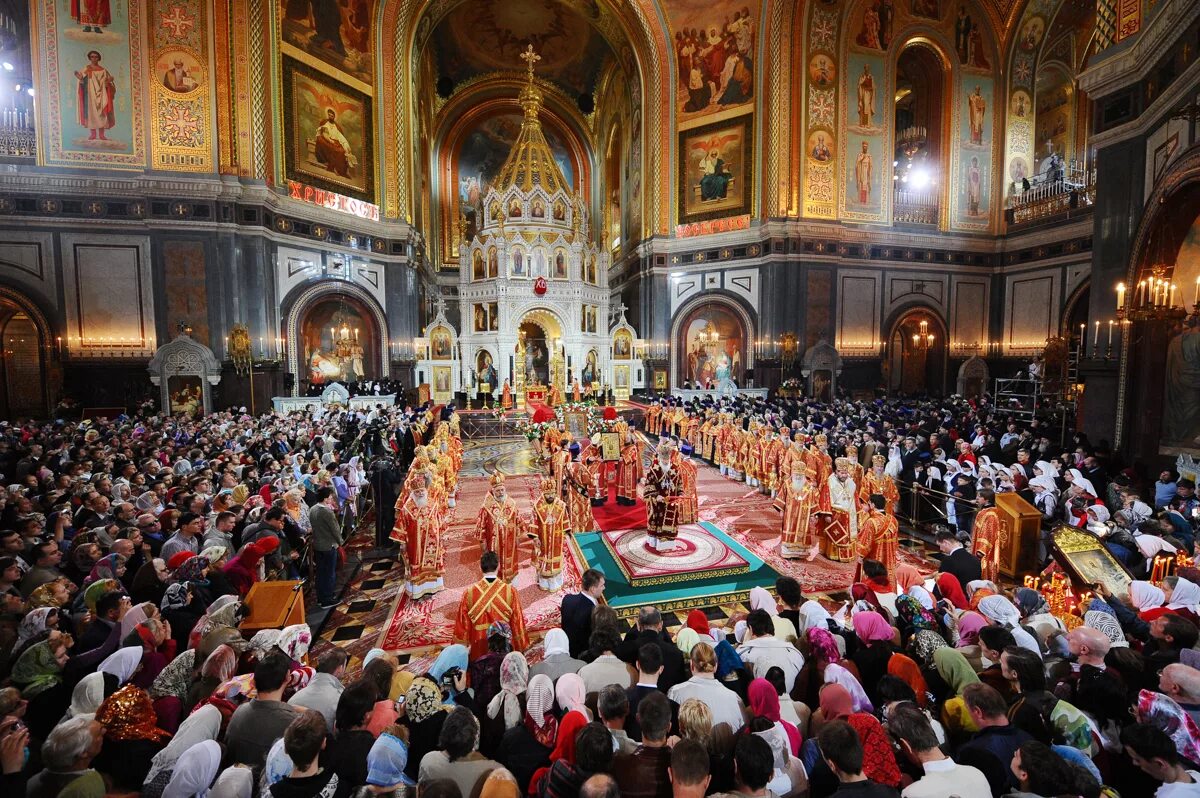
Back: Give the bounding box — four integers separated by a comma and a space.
994, 493, 1042, 579
241, 580, 306, 632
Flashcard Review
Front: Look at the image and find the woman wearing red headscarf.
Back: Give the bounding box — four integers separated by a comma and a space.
529, 708, 588, 796
799, 683, 902, 796
748, 677, 801, 756
935, 572, 969, 610
222, 537, 279, 597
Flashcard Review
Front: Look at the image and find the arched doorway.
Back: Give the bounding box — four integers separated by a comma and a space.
0, 308, 45, 418
0, 289, 51, 419
675, 301, 749, 389
296, 294, 381, 389
515, 307, 565, 392
1062, 280, 1090, 356
887, 309, 947, 396
893, 42, 949, 226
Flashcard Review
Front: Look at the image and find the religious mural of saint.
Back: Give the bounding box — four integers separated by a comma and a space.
968, 86, 986, 145
314, 108, 357, 177
74, 51, 116, 141
699, 147, 732, 201
857, 65, 876, 128
855, 141, 873, 204
71, 0, 112, 32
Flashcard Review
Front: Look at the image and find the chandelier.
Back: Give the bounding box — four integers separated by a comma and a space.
698, 319, 720, 347
911, 319, 935, 350
897, 125, 927, 159
1116, 220, 1193, 323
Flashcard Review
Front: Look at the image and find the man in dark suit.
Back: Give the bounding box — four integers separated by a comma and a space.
936, 526, 982, 592
562, 567, 606, 658
615, 606, 685, 692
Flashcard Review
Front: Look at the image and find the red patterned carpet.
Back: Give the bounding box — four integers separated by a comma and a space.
374, 450, 935, 657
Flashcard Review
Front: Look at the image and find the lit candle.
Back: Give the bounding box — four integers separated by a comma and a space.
1195, 276, 1199, 305
1137, 280, 1146, 306
1172, 283, 1179, 307
1108, 319, 1114, 347
1093, 320, 1100, 346
1116, 282, 1125, 310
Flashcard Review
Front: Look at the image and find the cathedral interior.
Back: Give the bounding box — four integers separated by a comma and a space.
0, 0, 1194, 463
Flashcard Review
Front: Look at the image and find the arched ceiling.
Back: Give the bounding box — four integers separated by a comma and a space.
427, 0, 620, 99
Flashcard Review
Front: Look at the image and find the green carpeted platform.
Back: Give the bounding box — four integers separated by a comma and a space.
569, 520, 780, 618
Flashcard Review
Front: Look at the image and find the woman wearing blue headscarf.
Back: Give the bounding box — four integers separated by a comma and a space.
429, 643, 469, 705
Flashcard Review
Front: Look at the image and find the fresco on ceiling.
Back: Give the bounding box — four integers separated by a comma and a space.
37, 0, 147, 168
665, 0, 759, 128
431, 0, 612, 97
455, 112, 575, 246
281, 0, 373, 86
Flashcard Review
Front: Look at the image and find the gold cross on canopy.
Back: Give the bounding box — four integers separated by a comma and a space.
520, 44, 541, 79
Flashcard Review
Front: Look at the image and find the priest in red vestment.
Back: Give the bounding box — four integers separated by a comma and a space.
477, 472, 524, 582
970, 488, 1005, 582
454, 550, 529, 659
394, 483, 444, 600
855, 494, 900, 588
529, 476, 571, 591
615, 424, 642, 506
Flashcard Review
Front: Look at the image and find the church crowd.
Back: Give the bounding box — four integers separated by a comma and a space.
0, 388, 1195, 797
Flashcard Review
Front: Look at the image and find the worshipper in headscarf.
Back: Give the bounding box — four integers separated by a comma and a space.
93, 683, 171, 790
977, 594, 1043, 657
934, 572, 969, 610
1164, 576, 1200, 625
823, 661, 873, 714
99, 645, 144, 686
185, 644, 239, 712
484, 651, 528, 755
66, 670, 118, 722
896, 564, 935, 609
429, 643, 469, 706
933, 647, 981, 744
851, 610, 897, 708
1136, 687, 1200, 766
1014, 586, 1067, 645
160, 739, 222, 798
895, 594, 940, 642
142, 703, 222, 798
131, 558, 171, 607
222, 537, 279, 597
469, 622, 513, 715
802, 683, 902, 796
748, 677, 801, 755
84, 552, 128, 587
362, 731, 415, 793
188, 594, 242, 649
495, 673, 554, 793
276, 622, 315, 690
12, 632, 71, 737
402, 677, 450, 783
886, 650, 929, 709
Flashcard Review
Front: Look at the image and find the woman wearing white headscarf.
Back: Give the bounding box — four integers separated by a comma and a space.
1029, 476, 1058, 521
1065, 468, 1098, 498
66, 671, 110, 721
1165, 577, 1200, 618
143, 704, 223, 797
737, 586, 798, 642
99, 645, 144, 685
528, 628, 584, 683
976, 595, 1043, 657
822, 662, 872, 713
207, 766, 253, 798
161, 739, 222, 798
1129, 581, 1167, 615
